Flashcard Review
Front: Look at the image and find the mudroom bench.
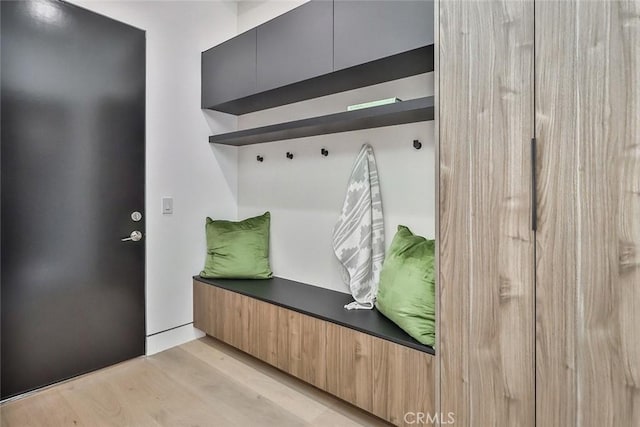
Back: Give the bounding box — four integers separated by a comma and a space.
193, 276, 435, 426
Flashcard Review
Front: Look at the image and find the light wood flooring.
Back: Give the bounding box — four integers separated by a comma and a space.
0, 336, 389, 426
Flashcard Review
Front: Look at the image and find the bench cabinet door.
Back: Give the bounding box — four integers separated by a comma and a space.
333, 0, 434, 71
253, 301, 280, 366
325, 323, 374, 413
256, 0, 333, 92
194, 281, 224, 338
201, 29, 257, 108
372, 339, 436, 426
276, 309, 327, 389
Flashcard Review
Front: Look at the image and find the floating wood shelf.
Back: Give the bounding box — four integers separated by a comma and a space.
208, 96, 435, 146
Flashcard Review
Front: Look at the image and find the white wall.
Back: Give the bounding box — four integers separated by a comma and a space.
236, 2, 435, 293
71, 0, 239, 354
237, 0, 308, 33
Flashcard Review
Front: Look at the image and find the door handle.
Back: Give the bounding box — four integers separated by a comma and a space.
121, 231, 143, 242
531, 137, 537, 231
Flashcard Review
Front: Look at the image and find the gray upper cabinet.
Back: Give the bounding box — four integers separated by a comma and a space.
334, 0, 434, 71
201, 29, 257, 109
201, 0, 433, 114
256, 1, 333, 92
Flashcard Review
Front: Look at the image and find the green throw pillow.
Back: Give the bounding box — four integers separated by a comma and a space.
376, 225, 435, 347
200, 212, 273, 279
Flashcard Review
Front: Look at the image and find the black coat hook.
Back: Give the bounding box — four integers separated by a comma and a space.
256, 155, 264, 162
286, 152, 294, 159
413, 139, 422, 150
321, 148, 329, 157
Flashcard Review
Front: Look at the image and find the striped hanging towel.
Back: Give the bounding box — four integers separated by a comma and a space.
332, 144, 385, 310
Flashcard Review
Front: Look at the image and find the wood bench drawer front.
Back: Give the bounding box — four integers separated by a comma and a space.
194, 280, 275, 359
372, 339, 435, 426
193, 280, 434, 426
277, 309, 327, 389
326, 322, 436, 426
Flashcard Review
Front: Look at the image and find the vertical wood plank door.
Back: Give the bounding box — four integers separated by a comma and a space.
276, 308, 327, 389
438, 0, 535, 425
254, 301, 279, 366
535, 1, 640, 426
325, 323, 374, 413
372, 339, 436, 426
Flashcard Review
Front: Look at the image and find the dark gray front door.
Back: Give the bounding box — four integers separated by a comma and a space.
1, 0, 146, 399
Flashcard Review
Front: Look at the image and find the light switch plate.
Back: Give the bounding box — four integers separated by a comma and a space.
161, 197, 173, 215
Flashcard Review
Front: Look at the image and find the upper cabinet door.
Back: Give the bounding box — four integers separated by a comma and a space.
201, 29, 257, 108
256, 1, 333, 92
334, 0, 434, 71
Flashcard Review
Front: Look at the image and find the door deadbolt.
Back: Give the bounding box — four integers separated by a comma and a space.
131, 211, 142, 222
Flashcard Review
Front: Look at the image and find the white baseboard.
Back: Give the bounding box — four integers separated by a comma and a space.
146, 324, 205, 355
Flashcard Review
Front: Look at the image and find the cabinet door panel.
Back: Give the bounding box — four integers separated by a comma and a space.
535, 1, 640, 425
237, 296, 257, 356
256, 1, 333, 92
277, 309, 326, 389
372, 339, 435, 426
253, 301, 279, 366
193, 281, 211, 333
201, 29, 257, 108
301, 315, 326, 389
221, 291, 241, 349
439, 0, 535, 426
276, 309, 300, 374
325, 323, 373, 412
193, 281, 224, 339
334, 0, 433, 71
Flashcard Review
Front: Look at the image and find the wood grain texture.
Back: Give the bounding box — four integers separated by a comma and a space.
439, 0, 535, 425
325, 323, 374, 413
193, 280, 218, 337
277, 308, 299, 374
1, 338, 387, 426
277, 308, 327, 389
181, 338, 327, 424
193, 280, 209, 331
433, 0, 441, 420
373, 338, 436, 426
222, 291, 246, 351
193, 280, 225, 339
0, 389, 87, 427
299, 315, 327, 389
254, 299, 280, 366
534, 2, 578, 424
535, 1, 640, 426
193, 280, 436, 425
